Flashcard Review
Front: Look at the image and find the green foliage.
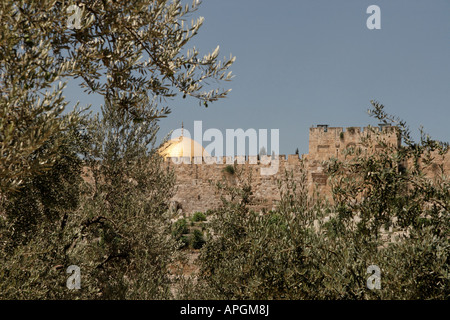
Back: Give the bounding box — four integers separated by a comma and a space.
191, 212, 207, 222
0, 125, 88, 299
66, 98, 177, 299
1, 0, 234, 192
172, 219, 189, 239
0, 0, 234, 299
181, 104, 449, 300
172, 218, 190, 249
0, 18, 82, 193
189, 229, 206, 250
180, 235, 190, 248
1, 98, 179, 299
191, 166, 331, 299
224, 165, 235, 175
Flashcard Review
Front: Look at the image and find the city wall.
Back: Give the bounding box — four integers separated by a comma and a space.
165, 125, 449, 215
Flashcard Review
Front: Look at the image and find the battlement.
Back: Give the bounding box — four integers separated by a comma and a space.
164, 154, 301, 165
164, 123, 447, 216
308, 124, 400, 159
310, 124, 398, 135
163, 124, 401, 166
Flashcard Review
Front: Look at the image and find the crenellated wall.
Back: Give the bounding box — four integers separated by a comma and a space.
166, 125, 448, 215
308, 125, 401, 161
164, 154, 307, 215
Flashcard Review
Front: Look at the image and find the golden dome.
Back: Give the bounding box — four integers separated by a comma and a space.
159, 136, 210, 159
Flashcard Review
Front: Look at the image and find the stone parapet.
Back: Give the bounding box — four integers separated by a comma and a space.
166, 125, 447, 215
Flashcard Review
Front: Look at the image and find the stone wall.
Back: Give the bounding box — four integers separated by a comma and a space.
166, 125, 448, 215
164, 155, 307, 215
308, 125, 400, 161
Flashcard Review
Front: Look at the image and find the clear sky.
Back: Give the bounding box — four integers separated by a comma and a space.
64, 0, 450, 156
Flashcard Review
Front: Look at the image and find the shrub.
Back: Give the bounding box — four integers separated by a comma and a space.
191, 212, 207, 222
180, 235, 190, 248
172, 218, 189, 240
187, 105, 450, 300
0, 0, 234, 300
224, 165, 235, 175
190, 229, 206, 249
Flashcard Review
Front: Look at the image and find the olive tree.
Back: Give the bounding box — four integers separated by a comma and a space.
0, 0, 234, 299
185, 103, 448, 300
0, 0, 234, 193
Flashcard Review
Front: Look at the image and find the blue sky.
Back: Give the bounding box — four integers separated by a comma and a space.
64, 0, 450, 156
